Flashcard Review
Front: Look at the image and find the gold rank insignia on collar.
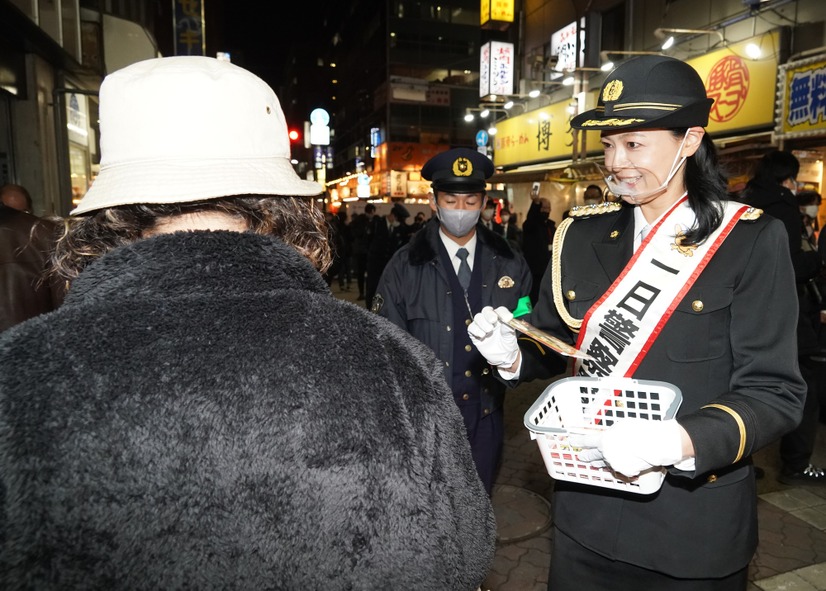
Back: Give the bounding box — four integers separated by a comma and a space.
671, 226, 698, 257
568, 202, 622, 218
740, 207, 763, 221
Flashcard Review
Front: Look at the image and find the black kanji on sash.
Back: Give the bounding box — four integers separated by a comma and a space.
617, 281, 660, 321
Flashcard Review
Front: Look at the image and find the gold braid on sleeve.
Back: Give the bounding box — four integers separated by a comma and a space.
551, 217, 583, 333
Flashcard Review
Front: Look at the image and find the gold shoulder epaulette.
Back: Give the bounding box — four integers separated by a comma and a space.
568, 202, 623, 218
740, 207, 763, 221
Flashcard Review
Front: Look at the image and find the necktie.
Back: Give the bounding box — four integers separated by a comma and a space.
640, 224, 651, 242
635, 224, 650, 252
456, 248, 471, 291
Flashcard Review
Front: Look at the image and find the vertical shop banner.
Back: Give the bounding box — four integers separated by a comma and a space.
776, 54, 826, 139
480, 41, 514, 98
551, 21, 577, 74
388, 171, 408, 198
173, 0, 205, 56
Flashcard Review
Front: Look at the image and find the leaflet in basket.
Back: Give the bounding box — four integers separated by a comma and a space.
524, 376, 683, 495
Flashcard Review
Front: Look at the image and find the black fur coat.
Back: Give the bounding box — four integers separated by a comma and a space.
0, 231, 495, 590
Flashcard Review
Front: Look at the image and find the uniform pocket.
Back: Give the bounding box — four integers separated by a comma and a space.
560, 277, 602, 319
666, 287, 733, 362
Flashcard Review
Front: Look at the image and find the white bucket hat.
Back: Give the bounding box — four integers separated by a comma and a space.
72, 56, 321, 216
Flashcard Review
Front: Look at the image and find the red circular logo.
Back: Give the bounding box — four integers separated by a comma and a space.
706, 55, 750, 123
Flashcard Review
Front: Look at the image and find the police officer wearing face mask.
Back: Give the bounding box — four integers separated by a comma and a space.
371, 147, 532, 495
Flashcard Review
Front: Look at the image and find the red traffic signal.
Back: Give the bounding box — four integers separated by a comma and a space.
288, 128, 301, 142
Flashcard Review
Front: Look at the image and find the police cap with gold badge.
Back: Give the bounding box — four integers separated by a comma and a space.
570, 55, 713, 131
421, 147, 494, 193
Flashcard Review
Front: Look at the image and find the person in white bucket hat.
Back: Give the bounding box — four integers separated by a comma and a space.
0, 56, 494, 590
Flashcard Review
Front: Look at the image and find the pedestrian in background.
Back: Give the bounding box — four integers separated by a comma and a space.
741, 150, 826, 485
521, 188, 555, 304
0, 200, 64, 331
497, 205, 522, 251
373, 147, 532, 495
583, 183, 604, 205
469, 55, 804, 590
365, 202, 410, 308
0, 56, 494, 590
799, 189, 821, 239
480, 198, 499, 233
0, 183, 34, 213
349, 204, 374, 300
410, 210, 427, 234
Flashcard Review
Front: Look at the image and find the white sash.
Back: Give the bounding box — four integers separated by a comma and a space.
574, 197, 750, 377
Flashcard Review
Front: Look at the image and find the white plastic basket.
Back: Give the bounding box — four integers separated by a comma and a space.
524, 376, 683, 495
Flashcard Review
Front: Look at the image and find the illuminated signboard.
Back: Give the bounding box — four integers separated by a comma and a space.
689, 30, 780, 135
776, 54, 826, 138
551, 21, 578, 73
481, 0, 514, 25
480, 41, 514, 98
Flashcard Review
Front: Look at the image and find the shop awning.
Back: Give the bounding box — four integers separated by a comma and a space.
490, 161, 603, 184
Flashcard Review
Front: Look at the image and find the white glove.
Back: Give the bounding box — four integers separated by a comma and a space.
467, 306, 519, 368
571, 419, 685, 478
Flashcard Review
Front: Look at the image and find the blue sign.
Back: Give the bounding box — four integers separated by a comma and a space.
475, 129, 489, 147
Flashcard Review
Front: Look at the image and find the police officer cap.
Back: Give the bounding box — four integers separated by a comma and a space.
421, 147, 494, 193
571, 55, 714, 131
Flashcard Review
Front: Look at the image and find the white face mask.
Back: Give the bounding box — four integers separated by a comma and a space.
803, 205, 819, 218
437, 207, 481, 237
500, 214, 510, 223
481, 209, 494, 221
597, 129, 690, 204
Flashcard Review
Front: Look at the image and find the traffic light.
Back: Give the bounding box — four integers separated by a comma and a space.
288, 128, 301, 143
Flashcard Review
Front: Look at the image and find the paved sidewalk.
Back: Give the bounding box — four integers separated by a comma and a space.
331, 283, 826, 590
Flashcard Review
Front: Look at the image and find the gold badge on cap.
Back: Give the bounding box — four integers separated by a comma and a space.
452, 157, 473, 177
603, 79, 623, 102
497, 276, 514, 288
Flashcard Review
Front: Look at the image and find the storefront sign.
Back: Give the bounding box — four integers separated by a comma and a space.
375, 142, 449, 172
551, 21, 578, 74
491, 31, 781, 170
776, 54, 826, 139
687, 30, 780, 135
492, 94, 603, 167
480, 0, 514, 25
480, 41, 514, 98
66, 92, 89, 146
173, 0, 205, 56
388, 171, 408, 198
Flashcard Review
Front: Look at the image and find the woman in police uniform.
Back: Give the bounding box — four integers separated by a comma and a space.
468, 55, 805, 590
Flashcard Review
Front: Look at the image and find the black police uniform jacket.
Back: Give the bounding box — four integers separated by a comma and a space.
0, 231, 495, 590
374, 219, 532, 416
519, 203, 805, 578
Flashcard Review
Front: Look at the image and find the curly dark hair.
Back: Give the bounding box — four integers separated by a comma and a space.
51, 195, 332, 281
